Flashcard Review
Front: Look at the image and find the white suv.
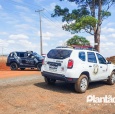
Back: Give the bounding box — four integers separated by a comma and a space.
41, 47, 115, 93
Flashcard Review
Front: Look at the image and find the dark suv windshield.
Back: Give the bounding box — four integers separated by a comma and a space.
47, 49, 72, 59
33, 53, 43, 59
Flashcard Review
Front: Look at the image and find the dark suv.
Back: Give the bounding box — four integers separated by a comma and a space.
6, 51, 43, 71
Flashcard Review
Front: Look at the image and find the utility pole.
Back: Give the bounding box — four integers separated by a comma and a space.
35, 9, 44, 55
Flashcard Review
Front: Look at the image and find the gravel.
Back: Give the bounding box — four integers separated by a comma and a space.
0, 75, 43, 88
0, 75, 115, 114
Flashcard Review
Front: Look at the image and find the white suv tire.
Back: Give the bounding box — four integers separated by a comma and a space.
44, 77, 56, 85
74, 75, 89, 93
107, 71, 115, 85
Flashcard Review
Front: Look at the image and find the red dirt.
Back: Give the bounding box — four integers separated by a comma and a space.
0, 71, 41, 79
0, 57, 115, 114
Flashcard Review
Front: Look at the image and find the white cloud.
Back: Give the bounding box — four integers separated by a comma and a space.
0, 38, 38, 54
17, 40, 38, 52
0, 5, 3, 10
18, 12, 34, 23
0, 39, 9, 47
102, 27, 115, 33
23, 16, 34, 23
13, 0, 23, 3
106, 22, 115, 26
58, 40, 66, 46
101, 42, 114, 47
42, 18, 62, 29
0, 32, 8, 35
46, 3, 56, 11
86, 35, 94, 45
7, 40, 15, 44
100, 35, 107, 41
86, 33, 115, 57
34, 0, 45, 3
18, 40, 32, 45
43, 42, 48, 46
15, 5, 30, 12
42, 32, 54, 40
9, 34, 29, 40
15, 24, 36, 31
6, 20, 19, 25
109, 33, 115, 38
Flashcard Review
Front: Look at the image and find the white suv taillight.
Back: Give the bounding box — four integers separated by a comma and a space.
67, 59, 74, 69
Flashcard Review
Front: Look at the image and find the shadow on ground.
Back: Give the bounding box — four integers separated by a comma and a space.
34, 81, 107, 94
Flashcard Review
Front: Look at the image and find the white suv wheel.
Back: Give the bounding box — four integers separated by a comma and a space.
80, 78, 88, 91
111, 73, 115, 83
107, 72, 115, 85
75, 75, 88, 93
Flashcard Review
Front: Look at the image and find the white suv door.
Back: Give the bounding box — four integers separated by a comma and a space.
87, 52, 99, 81
96, 53, 109, 79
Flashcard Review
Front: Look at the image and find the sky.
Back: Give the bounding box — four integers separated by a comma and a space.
0, 0, 115, 57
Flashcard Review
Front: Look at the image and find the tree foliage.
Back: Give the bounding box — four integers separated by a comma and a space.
52, 0, 115, 51
67, 35, 90, 46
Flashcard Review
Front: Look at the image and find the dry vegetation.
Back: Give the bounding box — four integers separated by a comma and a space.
107, 56, 115, 64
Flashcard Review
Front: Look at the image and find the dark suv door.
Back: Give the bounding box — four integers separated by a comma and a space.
18, 52, 29, 67
26, 54, 35, 67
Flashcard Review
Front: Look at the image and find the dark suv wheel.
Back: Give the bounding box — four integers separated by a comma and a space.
10, 62, 18, 70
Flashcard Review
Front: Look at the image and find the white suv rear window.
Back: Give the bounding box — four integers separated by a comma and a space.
79, 52, 85, 61
47, 49, 72, 59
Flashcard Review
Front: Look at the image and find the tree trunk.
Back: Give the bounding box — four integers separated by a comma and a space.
94, 30, 100, 52
94, 0, 102, 52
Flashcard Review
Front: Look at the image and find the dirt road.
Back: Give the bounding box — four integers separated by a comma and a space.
0, 75, 115, 114
0, 56, 115, 114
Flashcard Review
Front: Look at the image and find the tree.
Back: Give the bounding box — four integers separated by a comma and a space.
67, 35, 90, 46
52, 0, 115, 52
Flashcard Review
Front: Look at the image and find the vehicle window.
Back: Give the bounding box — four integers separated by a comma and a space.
24, 53, 27, 57
96, 53, 106, 64
87, 52, 97, 63
17, 52, 27, 58
47, 49, 72, 59
16, 52, 20, 57
33, 53, 43, 60
79, 52, 85, 61
19, 53, 25, 58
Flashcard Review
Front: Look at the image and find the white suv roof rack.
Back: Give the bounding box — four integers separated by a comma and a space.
56, 46, 96, 51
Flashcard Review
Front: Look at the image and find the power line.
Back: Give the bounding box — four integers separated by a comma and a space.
42, 13, 62, 29
8, 0, 62, 25
0, 8, 63, 33
1, 0, 63, 30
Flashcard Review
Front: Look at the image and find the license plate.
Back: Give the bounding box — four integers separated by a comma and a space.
49, 65, 57, 72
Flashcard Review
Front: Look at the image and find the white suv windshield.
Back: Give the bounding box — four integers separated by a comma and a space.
47, 49, 72, 59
